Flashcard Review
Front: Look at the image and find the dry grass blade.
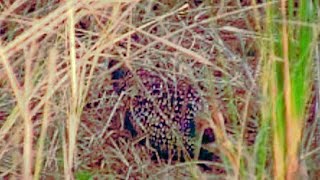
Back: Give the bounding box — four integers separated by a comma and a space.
209, 101, 238, 177
65, 1, 79, 179
34, 47, 57, 180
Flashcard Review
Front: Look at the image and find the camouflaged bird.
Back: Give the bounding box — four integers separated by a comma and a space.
110, 62, 215, 161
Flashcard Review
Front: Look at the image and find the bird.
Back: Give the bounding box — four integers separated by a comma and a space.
110, 61, 216, 162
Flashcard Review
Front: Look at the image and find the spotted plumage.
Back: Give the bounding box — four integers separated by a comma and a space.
128, 69, 203, 159
111, 65, 215, 161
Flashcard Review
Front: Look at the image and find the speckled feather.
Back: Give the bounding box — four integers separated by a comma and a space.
112, 67, 211, 160
127, 69, 203, 158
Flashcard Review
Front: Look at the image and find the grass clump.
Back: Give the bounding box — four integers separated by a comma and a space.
261, 0, 319, 179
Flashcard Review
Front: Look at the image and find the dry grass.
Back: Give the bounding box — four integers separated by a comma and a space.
0, 0, 318, 179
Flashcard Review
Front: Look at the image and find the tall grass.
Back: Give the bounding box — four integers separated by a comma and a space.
34, 47, 57, 180
0, 41, 33, 179
261, 0, 319, 179
0, 0, 319, 179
